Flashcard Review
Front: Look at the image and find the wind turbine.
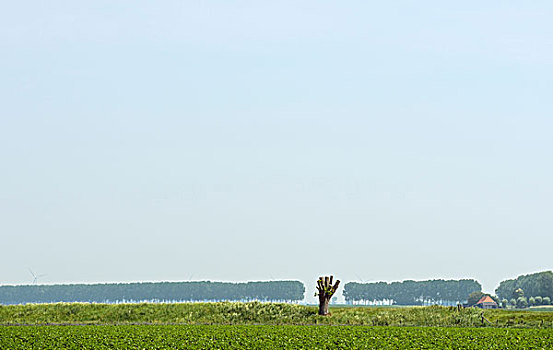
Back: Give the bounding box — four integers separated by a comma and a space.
28, 268, 46, 285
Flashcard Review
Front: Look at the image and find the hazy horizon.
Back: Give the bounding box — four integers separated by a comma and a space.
1, 1, 552, 302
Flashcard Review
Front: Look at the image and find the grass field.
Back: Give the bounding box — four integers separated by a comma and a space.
529, 305, 553, 312
1, 302, 553, 328
1, 324, 552, 349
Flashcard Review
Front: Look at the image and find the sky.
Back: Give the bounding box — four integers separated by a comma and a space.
1, 1, 552, 301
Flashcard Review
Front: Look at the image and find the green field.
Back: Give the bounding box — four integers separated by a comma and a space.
529, 306, 553, 312
2, 303, 552, 349
1, 324, 552, 349
1, 302, 553, 328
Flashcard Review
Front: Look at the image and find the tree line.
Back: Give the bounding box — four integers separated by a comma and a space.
3, 271, 551, 307
343, 279, 481, 305
495, 271, 553, 301
495, 271, 553, 309
0, 281, 305, 304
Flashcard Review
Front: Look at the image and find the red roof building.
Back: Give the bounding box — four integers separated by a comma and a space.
476, 295, 498, 309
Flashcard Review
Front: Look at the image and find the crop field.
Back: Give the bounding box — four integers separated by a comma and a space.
1, 324, 552, 349
1, 303, 552, 349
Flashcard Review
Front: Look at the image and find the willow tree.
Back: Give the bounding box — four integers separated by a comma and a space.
316, 276, 340, 315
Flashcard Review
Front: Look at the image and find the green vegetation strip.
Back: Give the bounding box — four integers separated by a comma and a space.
1, 324, 552, 349
2, 303, 553, 328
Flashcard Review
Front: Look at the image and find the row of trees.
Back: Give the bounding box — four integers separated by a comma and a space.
495, 271, 553, 301
500, 296, 552, 309
0, 281, 305, 305
3, 271, 550, 307
343, 279, 481, 305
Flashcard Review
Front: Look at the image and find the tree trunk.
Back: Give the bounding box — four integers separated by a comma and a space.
318, 297, 329, 316
316, 276, 340, 316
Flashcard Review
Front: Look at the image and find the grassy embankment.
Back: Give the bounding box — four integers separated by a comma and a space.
1, 302, 553, 328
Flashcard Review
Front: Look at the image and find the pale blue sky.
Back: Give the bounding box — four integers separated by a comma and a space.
1, 1, 552, 300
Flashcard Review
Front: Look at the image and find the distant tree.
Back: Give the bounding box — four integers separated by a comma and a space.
315, 276, 340, 316
528, 297, 536, 307
543, 297, 551, 305
495, 279, 516, 301
467, 291, 485, 306
517, 296, 528, 309
509, 298, 517, 307
514, 288, 524, 299
535, 296, 543, 305
496, 271, 553, 301
501, 299, 509, 308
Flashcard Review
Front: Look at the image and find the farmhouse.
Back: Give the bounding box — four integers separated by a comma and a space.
475, 295, 498, 309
